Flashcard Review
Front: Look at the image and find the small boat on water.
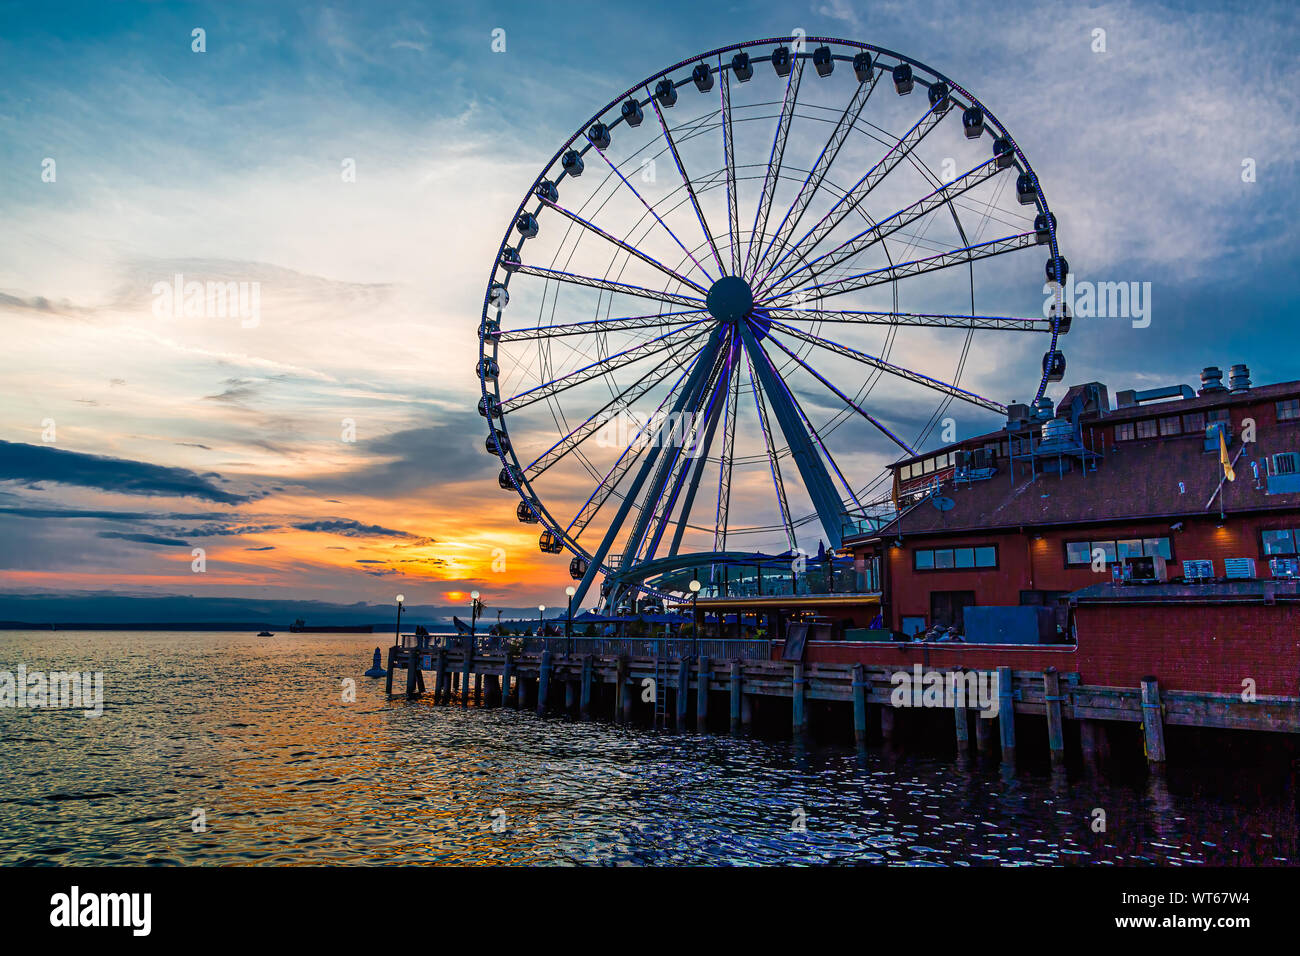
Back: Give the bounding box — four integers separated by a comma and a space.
451, 615, 473, 636
257, 631, 274, 637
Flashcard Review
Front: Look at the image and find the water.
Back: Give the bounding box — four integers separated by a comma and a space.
0, 631, 1294, 865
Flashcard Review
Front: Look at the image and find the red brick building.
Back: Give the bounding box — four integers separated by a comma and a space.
838, 366, 1300, 693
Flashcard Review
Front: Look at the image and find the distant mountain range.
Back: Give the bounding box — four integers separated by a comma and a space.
0, 592, 555, 631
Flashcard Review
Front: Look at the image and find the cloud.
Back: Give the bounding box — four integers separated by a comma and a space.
98, 531, 191, 547
0, 442, 252, 504
289, 518, 427, 540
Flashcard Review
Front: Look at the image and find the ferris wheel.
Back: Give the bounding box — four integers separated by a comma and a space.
477, 37, 1068, 608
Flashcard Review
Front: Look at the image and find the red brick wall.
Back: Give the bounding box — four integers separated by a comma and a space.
1073, 603, 1300, 696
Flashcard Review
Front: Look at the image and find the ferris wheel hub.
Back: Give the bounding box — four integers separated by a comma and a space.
705, 275, 755, 324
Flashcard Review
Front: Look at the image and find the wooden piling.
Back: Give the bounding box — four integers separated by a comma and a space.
791, 663, 807, 734
580, 655, 593, 719
613, 657, 628, 723
953, 680, 970, 756
621, 667, 634, 724
741, 691, 753, 728
461, 645, 474, 708
997, 665, 1016, 766
565, 678, 575, 713
1043, 668, 1065, 768
436, 648, 449, 704
729, 660, 742, 732
1079, 718, 1100, 770
851, 663, 868, 747
974, 706, 994, 754
676, 658, 689, 729
486, 674, 500, 707
1140, 677, 1167, 767
696, 656, 710, 729
537, 650, 553, 716
405, 648, 418, 699
879, 704, 895, 743
502, 651, 514, 708
385, 646, 397, 696
474, 672, 483, 707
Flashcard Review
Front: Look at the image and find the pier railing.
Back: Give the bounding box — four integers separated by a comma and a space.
401, 633, 772, 660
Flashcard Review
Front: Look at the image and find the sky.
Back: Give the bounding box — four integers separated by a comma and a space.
1, 0, 1297, 619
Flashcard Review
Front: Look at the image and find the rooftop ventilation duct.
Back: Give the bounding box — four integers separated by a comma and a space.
1199, 366, 1228, 395
1228, 363, 1252, 393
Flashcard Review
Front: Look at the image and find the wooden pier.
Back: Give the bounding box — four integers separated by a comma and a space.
385, 636, 1300, 770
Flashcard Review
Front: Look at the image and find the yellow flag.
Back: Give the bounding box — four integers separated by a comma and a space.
1219, 428, 1235, 482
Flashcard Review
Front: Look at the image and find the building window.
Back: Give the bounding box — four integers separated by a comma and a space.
1159, 416, 1181, 436
1278, 399, 1300, 423
1183, 412, 1205, 432
1262, 529, 1298, 556
1114, 422, 1136, 442
1136, 419, 1159, 439
1065, 536, 1172, 566
913, 545, 997, 571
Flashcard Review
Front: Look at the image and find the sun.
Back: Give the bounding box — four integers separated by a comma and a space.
443, 591, 467, 602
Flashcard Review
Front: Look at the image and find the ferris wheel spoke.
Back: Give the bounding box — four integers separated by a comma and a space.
750, 71, 881, 282
569, 331, 725, 604
645, 341, 731, 561
743, 348, 797, 551
496, 308, 709, 343
762, 133, 996, 298
511, 264, 706, 309
647, 91, 728, 278
765, 319, 1007, 414
524, 347, 698, 479
499, 321, 709, 413
711, 337, 743, 552
763, 331, 917, 455
537, 197, 710, 295
565, 356, 700, 540
745, 54, 804, 276
760, 231, 1037, 305
762, 307, 1053, 332
587, 140, 717, 285
719, 60, 742, 277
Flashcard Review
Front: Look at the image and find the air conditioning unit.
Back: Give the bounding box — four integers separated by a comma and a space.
1182, 559, 1215, 582
1124, 554, 1168, 583
1270, 557, 1300, 579
1272, 452, 1300, 475
1224, 557, 1256, 580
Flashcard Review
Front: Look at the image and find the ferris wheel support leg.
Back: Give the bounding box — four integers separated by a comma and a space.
569, 332, 725, 610
736, 320, 844, 550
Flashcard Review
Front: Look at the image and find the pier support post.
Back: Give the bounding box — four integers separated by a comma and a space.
1140, 677, 1167, 768
741, 690, 752, 728
1043, 668, 1065, 769
974, 706, 994, 754
614, 657, 628, 724
565, 677, 576, 713
730, 660, 742, 733
537, 650, 553, 716
879, 704, 895, 744
997, 666, 1016, 766
486, 674, 500, 707
621, 665, 634, 724
461, 644, 474, 708
696, 656, 710, 730
474, 672, 483, 707
852, 664, 868, 747
791, 663, 807, 735
436, 648, 449, 704
580, 656, 593, 719
953, 671, 970, 756
1079, 718, 1100, 770
676, 657, 690, 729
502, 651, 515, 708
405, 648, 418, 699
385, 646, 397, 696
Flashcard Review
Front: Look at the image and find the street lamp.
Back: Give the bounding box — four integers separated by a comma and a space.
538, 604, 546, 637
688, 579, 702, 656
394, 594, 405, 647
565, 585, 576, 653
470, 590, 482, 642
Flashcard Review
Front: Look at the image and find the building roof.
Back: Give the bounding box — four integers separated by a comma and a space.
853, 379, 1300, 541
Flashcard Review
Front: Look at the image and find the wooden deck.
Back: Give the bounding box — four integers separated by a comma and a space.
385, 637, 1300, 770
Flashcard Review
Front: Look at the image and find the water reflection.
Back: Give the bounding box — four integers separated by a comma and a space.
0, 631, 1294, 865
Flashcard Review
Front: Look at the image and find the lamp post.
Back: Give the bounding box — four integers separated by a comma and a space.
688, 579, 702, 656
470, 590, 482, 641
538, 604, 546, 638
394, 594, 405, 647
565, 585, 576, 654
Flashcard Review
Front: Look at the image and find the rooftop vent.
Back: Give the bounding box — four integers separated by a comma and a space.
1199, 366, 1228, 395
1005, 403, 1031, 431
1229, 363, 1252, 393
1032, 397, 1054, 421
